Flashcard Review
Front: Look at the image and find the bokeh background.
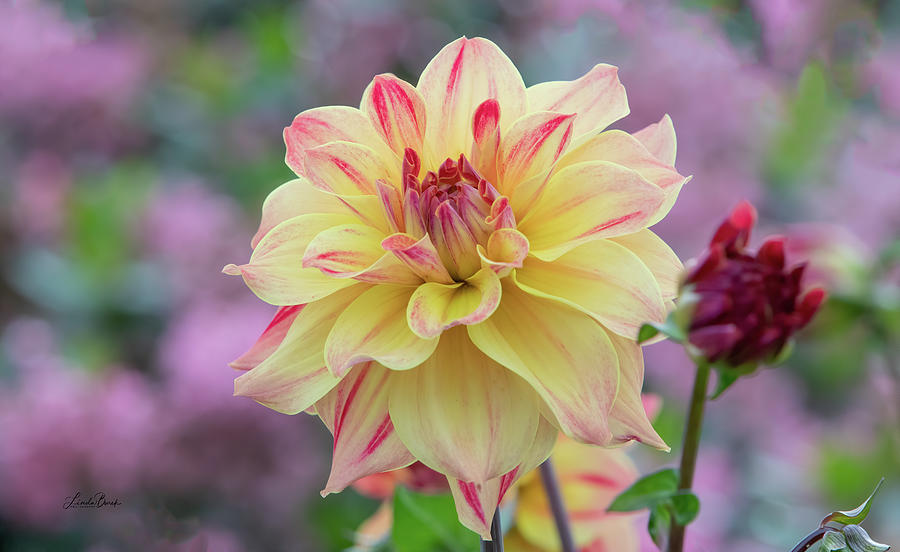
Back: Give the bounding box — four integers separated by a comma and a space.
1, 0, 898, 550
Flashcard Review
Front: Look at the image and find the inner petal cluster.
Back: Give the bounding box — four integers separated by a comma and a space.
380, 148, 520, 282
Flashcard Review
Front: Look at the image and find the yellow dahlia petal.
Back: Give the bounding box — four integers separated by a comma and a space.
447, 416, 557, 538
515, 239, 666, 339
477, 227, 530, 277
284, 106, 390, 177
606, 332, 668, 450
316, 362, 416, 496
498, 111, 575, 194
382, 233, 456, 284
325, 285, 438, 377
406, 267, 501, 339
233, 286, 367, 413
251, 178, 352, 248
609, 229, 684, 300
229, 305, 303, 371
559, 129, 689, 225
304, 140, 397, 195
525, 63, 629, 138
417, 37, 527, 165
470, 99, 501, 184
388, 327, 541, 483
223, 213, 359, 305
517, 161, 666, 261
361, 74, 427, 156
467, 281, 619, 445
633, 113, 677, 166
302, 223, 420, 285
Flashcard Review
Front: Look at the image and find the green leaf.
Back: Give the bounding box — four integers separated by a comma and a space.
670, 492, 700, 526
392, 487, 476, 552
648, 502, 672, 551
841, 525, 890, 552
638, 323, 660, 343
608, 468, 679, 512
710, 371, 739, 400
820, 478, 885, 528
821, 530, 848, 551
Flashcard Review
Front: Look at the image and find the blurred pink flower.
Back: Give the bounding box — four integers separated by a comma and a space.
0, 0, 146, 150
748, 0, 829, 71
864, 40, 900, 120
10, 151, 72, 243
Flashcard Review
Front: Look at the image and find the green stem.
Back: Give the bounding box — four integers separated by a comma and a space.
789, 527, 829, 552
668, 360, 711, 552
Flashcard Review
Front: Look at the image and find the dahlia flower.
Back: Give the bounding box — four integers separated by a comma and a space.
682, 201, 826, 366
224, 36, 687, 537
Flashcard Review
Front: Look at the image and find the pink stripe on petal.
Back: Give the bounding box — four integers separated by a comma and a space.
362, 74, 427, 155
230, 304, 305, 370
499, 111, 575, 191
382, 232, 455, 284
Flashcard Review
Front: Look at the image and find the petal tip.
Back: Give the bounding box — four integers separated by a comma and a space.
222, 263, 243, 276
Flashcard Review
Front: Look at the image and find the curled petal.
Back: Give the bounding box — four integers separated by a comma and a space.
302, 223, 420, 284
304, 141, 396, 196
609, 230, 683, 300
633, 113, 677, 166
518, 161, 666, 261
284, 106, 388, 176
525, 64, 629, 137
382, 232, 455, 284
467, 281, 619, 445
605, 333, 668, 449
515, 239, 666, 339
223, 213, 359, 305
498, 111, 575, 193
325, 285, 439, 377
317, 363, 416, 496
432, 201, 481, 280
362, 74, 427, 155
233, 286, 367, 413
251, 179, 351, 248
407, 267, 502, 339
417, 37, 527, 165
230, 305, 304, 371
477, 228, 530, 277
389, 327, 541, 483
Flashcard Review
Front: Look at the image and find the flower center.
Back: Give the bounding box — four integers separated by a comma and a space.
385, 148, 514, 281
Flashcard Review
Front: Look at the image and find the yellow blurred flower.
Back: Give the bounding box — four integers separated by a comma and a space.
224, 36, 686, 537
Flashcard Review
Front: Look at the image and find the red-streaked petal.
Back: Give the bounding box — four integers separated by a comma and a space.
605, 333, 668, 449
609, 229, 684, 301
284, 106, 389, 176
230, 305, 305, 371
304, 141, 396, 196
382, 232, 455, 284
417, 37, 527, 165
517, 161, 666, 261
498, 111, 575, 193
251, 178, 351, 248
525, 64, 629, 137
302, 223, 420, 284
388, 326, 541, 482
406, 267, 502, 339
467, 281, 619, 445
471, 99, 501, 183
432, 201, 481, 280
448, 415, 557, 538
233, 286, 368, 413
633, 113, 677, 166
223, 213, 360, 305
325, 285, 439, 377
558, 130, 689, 225
362, 74, 427, 156
515, 239, 666, 339
317, 362, 416, 496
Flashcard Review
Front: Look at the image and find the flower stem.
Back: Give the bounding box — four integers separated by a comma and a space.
668, 360, 711, 552
789, 527, 829, 552
539, 458, 577, 552
480, 508, 504, 552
